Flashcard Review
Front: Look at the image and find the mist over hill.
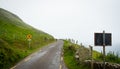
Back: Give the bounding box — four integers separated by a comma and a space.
0, 8, 55, 69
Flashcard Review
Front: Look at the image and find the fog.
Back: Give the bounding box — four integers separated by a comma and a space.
0, 0, 120, 54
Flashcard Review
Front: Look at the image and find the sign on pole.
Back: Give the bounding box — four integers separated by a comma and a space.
27, 34, 32, 48
94, 33, 112, 46
94, 31, 112, 69
27, 34, 32, 39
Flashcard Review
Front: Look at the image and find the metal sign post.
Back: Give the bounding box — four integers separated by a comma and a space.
28, 39, 31, 48
94, 30, 112, 69
27, 34, 32, 48
103, 30, 106, 69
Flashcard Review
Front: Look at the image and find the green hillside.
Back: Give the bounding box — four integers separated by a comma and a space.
0, 8, 55, 69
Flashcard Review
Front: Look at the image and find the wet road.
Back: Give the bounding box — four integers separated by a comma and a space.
11, 40, 67, 69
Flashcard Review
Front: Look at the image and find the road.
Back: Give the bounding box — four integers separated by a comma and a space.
11, 40, 67, 69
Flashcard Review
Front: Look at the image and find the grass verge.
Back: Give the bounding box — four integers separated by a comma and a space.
63, 40, 89, 69
0, 8, 55, 69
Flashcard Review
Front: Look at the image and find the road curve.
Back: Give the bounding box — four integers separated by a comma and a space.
11, 40, 67, 69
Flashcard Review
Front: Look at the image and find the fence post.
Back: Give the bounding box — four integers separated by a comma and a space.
89, 45, 93, 69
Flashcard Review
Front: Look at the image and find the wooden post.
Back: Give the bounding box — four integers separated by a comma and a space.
89, 45, 93, 69
81, 43, 82, 46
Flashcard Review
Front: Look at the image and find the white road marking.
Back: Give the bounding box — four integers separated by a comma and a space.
10, 65, 16, 69
49, 45, 55, 48
60, 56, 63, 69
61, 57, 63, 61
59, 64, 62, 69
24, 57, 31, 62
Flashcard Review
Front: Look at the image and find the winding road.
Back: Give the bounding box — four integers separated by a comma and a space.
11, 40, 67, 69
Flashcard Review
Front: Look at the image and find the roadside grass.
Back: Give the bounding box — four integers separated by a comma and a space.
92, 50, 101, 61
63, 40, 89, 69
96, 51, 120, 63
0, 8, 55, 69
63, 39, 120, 69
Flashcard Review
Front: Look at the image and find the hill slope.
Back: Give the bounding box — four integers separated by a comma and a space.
0, 8, 54, 69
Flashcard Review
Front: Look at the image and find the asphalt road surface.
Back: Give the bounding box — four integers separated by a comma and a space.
11, 40, 67, 69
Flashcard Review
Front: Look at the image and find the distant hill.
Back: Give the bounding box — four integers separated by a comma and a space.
0, 8, 55, 69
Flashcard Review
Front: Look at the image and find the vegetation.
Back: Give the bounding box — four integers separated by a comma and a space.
0, 8, 55, 69
63, 40, 89, 69
97, 51, 120, 63
63, 39, 120, 69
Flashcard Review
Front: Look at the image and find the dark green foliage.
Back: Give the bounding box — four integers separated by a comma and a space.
0, 8, 55, 69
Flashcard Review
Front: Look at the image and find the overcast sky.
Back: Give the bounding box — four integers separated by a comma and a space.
0, 0, 120, 53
